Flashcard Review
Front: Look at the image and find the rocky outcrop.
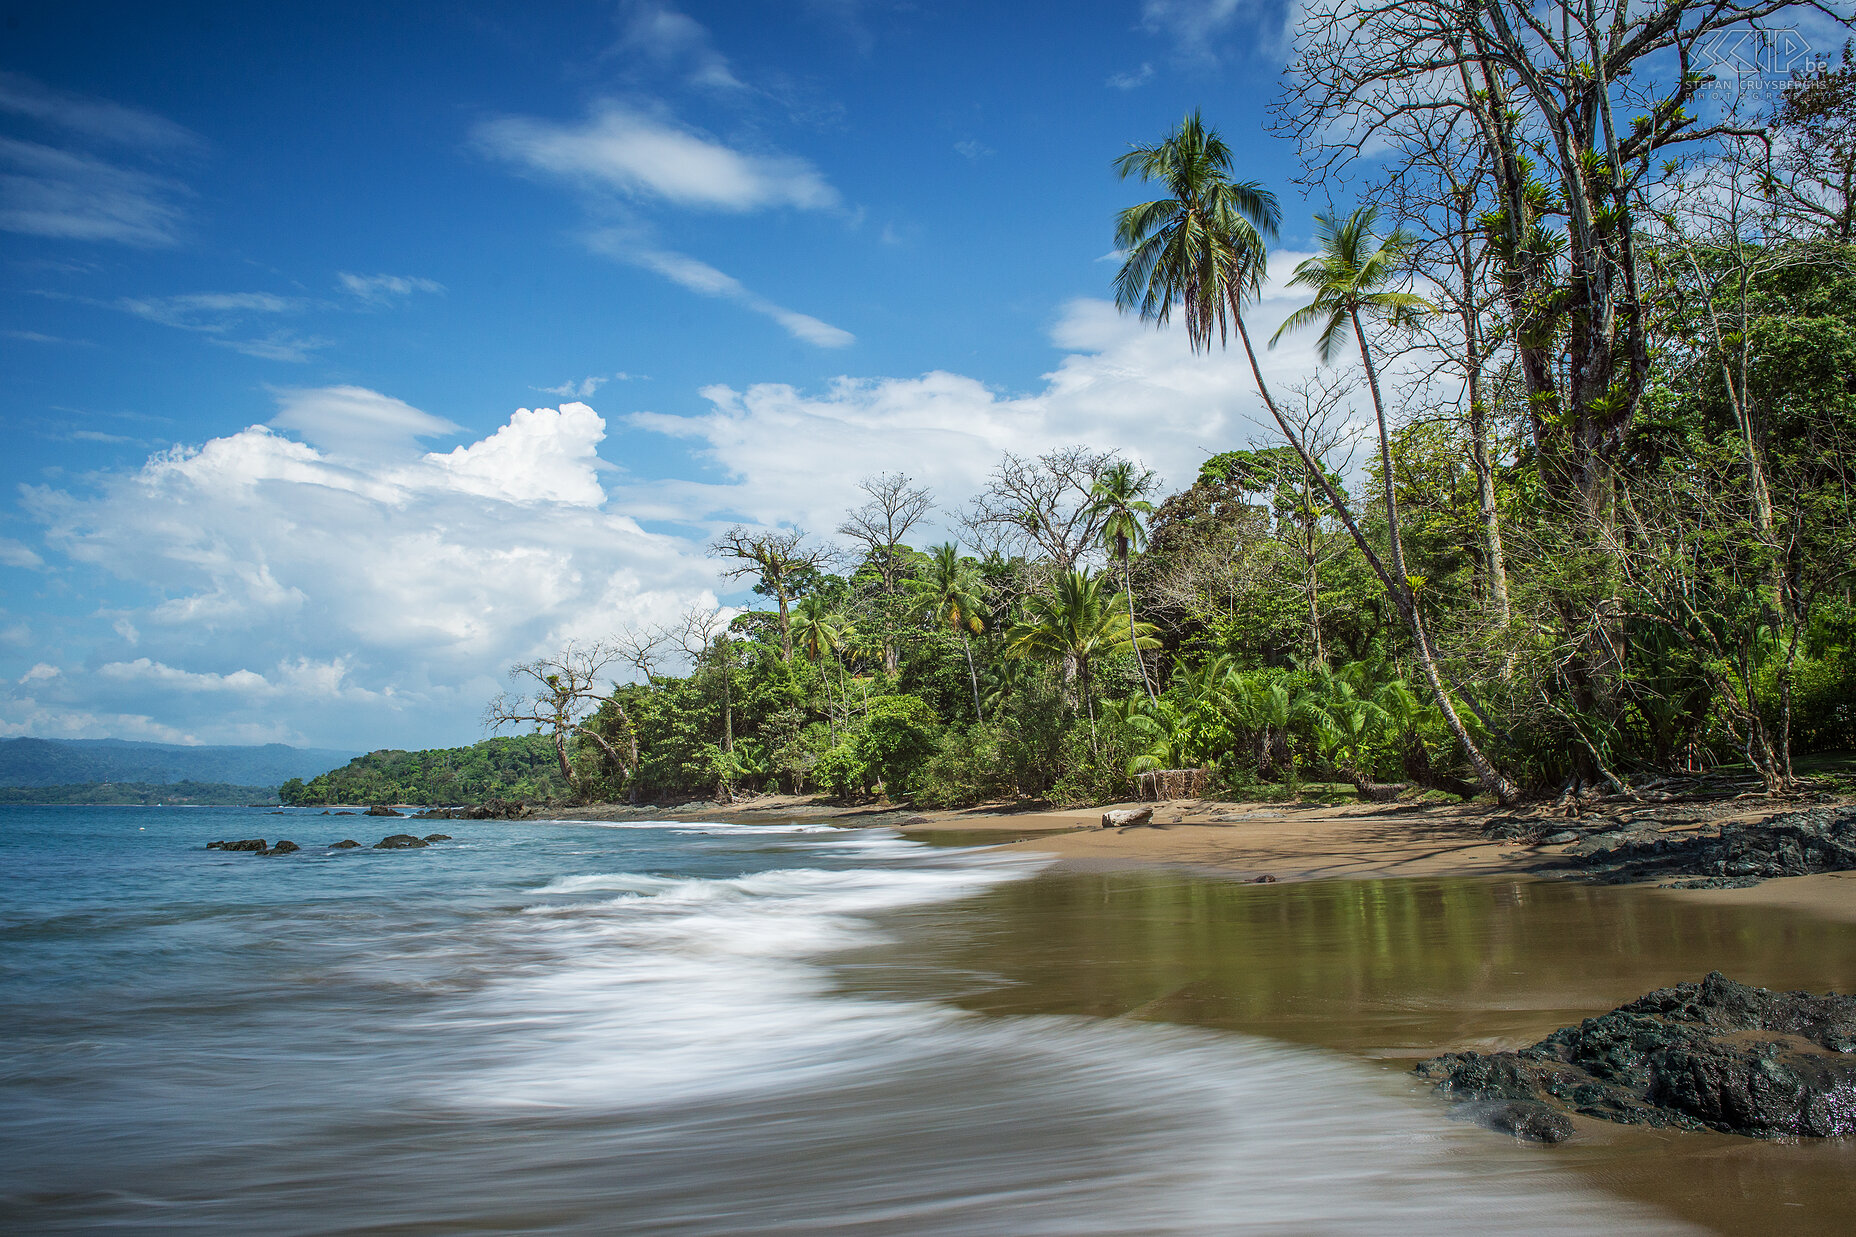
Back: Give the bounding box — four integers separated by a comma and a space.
330, 839, 360, 849
421, 833, 451, 842
373, 833, 428, 849
206, 838, 298, 855
1416, 973, 1856, 1141
1576, 804, 1856, 887
417, 799, 534, 820
1102, 807, 1154, 828
364, 805, 403, 817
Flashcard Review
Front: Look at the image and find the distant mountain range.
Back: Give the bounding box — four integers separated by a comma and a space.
0, 738, 359, 789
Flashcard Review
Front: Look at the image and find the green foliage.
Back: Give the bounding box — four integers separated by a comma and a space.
853, 693, 941, 796
0, 781, 280, 806
285, 735, 567, 805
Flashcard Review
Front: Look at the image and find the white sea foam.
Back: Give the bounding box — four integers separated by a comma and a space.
397, 834, 1696, 1234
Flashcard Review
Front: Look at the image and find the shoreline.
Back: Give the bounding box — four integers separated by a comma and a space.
552, 790, 1856, 925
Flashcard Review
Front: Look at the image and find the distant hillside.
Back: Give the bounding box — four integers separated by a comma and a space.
283, 735, 567, 805
0, 738, 358, 789
0, 781, 281, 806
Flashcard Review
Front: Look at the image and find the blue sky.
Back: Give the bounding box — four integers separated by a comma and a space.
1, 0, 1339, 751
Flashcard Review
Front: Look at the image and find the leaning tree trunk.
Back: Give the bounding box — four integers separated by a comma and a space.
1123, 553, 1158, 705
1232, 312, 1520, 805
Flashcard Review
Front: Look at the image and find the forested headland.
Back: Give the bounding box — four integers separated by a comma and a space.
463, 5, 1853, 813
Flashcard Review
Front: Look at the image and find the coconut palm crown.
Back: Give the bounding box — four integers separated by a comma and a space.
1268, 204, 1435, 361
1113, 110, 1282, 354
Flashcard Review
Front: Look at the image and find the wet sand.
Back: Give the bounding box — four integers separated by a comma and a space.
836, 867, 1856, 1235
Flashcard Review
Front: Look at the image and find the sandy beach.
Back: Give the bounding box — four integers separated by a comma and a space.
558, 790, 1856, 924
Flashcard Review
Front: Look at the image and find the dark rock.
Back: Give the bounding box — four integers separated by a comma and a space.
209, 838, 267, 852
330, 839, 361, 849
1539, 830, 1580, 845
1252, 873, 1277, 883
320, 809, 331, 815
365, 805, 404, 817
1416, 972, 1856, 1139
415, 808, 457, 820
373, 833, 429, 849
1572, 804, 1856, 887
1484, 1099, 1575, 1143
422, 833, 451, 842
334, 810, 355, 816
263, 840, 300, 855
461, 798, 532, 820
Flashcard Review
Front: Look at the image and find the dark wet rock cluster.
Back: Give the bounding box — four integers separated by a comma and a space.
206, 838, 299, 856
1576, 804, 1856, 887
208, 834, 451, 854
1416, 972, 1856, 1142
415, 799, 534, 820
364, 805, 403, 817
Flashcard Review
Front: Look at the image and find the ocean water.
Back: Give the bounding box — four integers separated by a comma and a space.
0, 805, 1691, 1234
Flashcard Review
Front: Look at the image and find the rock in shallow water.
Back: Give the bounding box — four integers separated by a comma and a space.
1415, 972, 1856, 1140
330, 839, 360, 849
373, 833, 428, 849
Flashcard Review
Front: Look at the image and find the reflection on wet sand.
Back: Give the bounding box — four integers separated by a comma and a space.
839, 869, 1856, 1236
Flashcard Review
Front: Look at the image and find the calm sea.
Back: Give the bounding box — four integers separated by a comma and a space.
0, 804, 1687, 1234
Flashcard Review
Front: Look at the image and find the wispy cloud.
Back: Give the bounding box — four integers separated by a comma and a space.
618, 2, 746, 91
476, 102, 838, 212
116, 290, 306, 331
589, 232, 854, 348
953, 139, 994, 160
0, 137, 189, 246
0, 539, 44, 569
0, 72, 203, 154
208, 331, 331, 363
0, 75, 202, 248
1107, 63, 1155, 89
338, 272, 445, 303
3, 328, 93, 345
1139, 0, 1293, 62
540, 375, 626, 398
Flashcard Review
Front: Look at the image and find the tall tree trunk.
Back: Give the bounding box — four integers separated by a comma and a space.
1232, 313, 1520, 804
1123, 554, 1158, 704
960, 629, 985, 723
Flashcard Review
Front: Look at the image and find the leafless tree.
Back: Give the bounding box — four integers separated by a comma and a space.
483, 640, 637, 798
708, 526, 835, 662
837, 472, 935, 591
611, 625, 673, 681
956, 446, 1122, 570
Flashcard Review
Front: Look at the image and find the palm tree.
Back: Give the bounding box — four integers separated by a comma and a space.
1113, 114, 1519, 805
791, 594, 852, 742
1003, 568, 1160, 751
1268, 206, 1516, 802
914, 543, 989, 721
790, 594, 849, 664
1270, 205, 1434, 652
1087, 461, 1160, 705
